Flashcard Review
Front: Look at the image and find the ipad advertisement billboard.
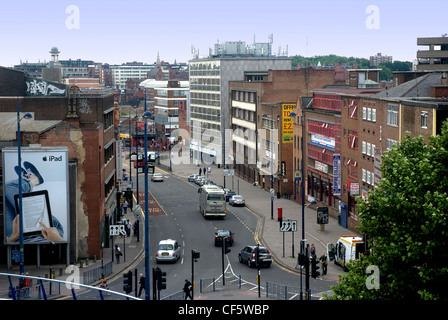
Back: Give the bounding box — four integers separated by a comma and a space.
2, 147, 69, 244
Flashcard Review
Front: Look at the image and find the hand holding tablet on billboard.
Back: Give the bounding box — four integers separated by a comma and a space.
39, 221, 63, 242
5, 215, 63, 243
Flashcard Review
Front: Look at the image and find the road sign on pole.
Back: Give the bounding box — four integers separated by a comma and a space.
280, 220, 297, 232
110, 225, 127, 236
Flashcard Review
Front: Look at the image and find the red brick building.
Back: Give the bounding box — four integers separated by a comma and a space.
307, 70, 448, 231
0, 67, 119, 264
229, 67, 339, 197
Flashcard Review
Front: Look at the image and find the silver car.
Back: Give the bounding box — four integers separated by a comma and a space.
229, 195, 245, 206
156, 239, 181, 263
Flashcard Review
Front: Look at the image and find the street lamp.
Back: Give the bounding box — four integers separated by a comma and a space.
142, 109, 152, 300
16, 98, 33, 279
289, 110, 306, 300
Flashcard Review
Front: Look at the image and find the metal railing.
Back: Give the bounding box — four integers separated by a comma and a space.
82, 260, 113, 284
200, 275, 241, 293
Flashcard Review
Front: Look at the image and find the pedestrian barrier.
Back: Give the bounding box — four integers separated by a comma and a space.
161, 290, 185, 300
265, 281, 332, 300
82, 260, 113, 284
200, 275, 242, 294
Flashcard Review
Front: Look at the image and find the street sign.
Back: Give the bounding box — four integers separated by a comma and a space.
223, 169, 234, 176
110, 224, 127, 236
280, 220, 297, 232
294, 170, 301, 181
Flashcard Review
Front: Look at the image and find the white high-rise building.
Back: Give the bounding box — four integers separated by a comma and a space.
189, 41, 291, 165
110, 64, 154, 89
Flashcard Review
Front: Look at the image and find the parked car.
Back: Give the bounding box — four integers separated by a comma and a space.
214, 230, 234, 247
197, 176, 206, 185
156, 239, 181, 263
188, 174, 198, 182
238, 245, 272, 268
229, 195, 245, 206
224, 189, 236, 201
151, 173, 164, 182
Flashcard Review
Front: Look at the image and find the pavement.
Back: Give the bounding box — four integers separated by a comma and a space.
0, 150, 359, 300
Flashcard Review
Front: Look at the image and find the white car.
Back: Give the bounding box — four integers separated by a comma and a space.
156, 239, 181, 263
151, 173, 164, 182
229, 195, 245, 206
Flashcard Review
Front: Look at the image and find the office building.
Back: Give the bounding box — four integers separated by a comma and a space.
416, 36, 448, 71
189, 41, 292, 165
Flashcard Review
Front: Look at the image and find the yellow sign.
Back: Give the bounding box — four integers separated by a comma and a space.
282, 104, 296, 143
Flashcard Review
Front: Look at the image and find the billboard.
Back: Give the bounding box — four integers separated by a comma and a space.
2, 146, 69, 244
281, 104, 295, 143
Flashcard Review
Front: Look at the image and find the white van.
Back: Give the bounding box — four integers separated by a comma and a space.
327, 235, 365, 270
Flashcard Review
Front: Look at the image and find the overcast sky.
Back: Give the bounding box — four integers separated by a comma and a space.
0, 0, 446, 67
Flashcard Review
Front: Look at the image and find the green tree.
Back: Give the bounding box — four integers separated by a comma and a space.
328, 121, 448, 300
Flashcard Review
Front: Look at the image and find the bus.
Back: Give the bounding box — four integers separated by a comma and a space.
133, 152, 157, 168
198, 185, 226, 218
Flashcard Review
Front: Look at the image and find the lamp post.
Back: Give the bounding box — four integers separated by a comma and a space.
169, 115, 172, 172
16, 98, 33, 278
289, 110, 306, 300
142, 108, 152, 300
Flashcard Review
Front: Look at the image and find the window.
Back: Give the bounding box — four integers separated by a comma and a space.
347, 130, 358, 149
348, 100, 358, 119
386, 138, 398, 151
421, 111, 428, 128
347, 158, 358, 179
387, 104, 399, 126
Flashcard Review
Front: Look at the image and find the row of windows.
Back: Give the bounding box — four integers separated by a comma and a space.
308, 145, 334, 165
362, 169, 375, 186
232, 90, 255, 103
233, 107, 255, 122
361, 141, 376, 156
190, 120, 221, 132
308, 119, 336, 138
313, 94, 342, 111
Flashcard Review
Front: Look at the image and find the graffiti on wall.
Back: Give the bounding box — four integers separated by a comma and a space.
25, 78, 66, 96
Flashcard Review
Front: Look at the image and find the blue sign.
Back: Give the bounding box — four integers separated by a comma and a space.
333, 154, 341, 196
12, 250, 22, 263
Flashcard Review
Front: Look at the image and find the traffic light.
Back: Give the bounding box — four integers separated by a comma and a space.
298, 253, 308, 266
223, 239, 231, 255
311, 256, 320, 278
254, 245, 260, 267
157, 269, 167, 291
123, 270, 133, 293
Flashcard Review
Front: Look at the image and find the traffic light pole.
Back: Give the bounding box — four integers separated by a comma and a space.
222, 238, 225, 286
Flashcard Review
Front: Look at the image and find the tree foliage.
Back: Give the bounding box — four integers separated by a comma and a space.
291, 54, 370, 69
290, 55, 412, 81
328, 121, 448, 300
